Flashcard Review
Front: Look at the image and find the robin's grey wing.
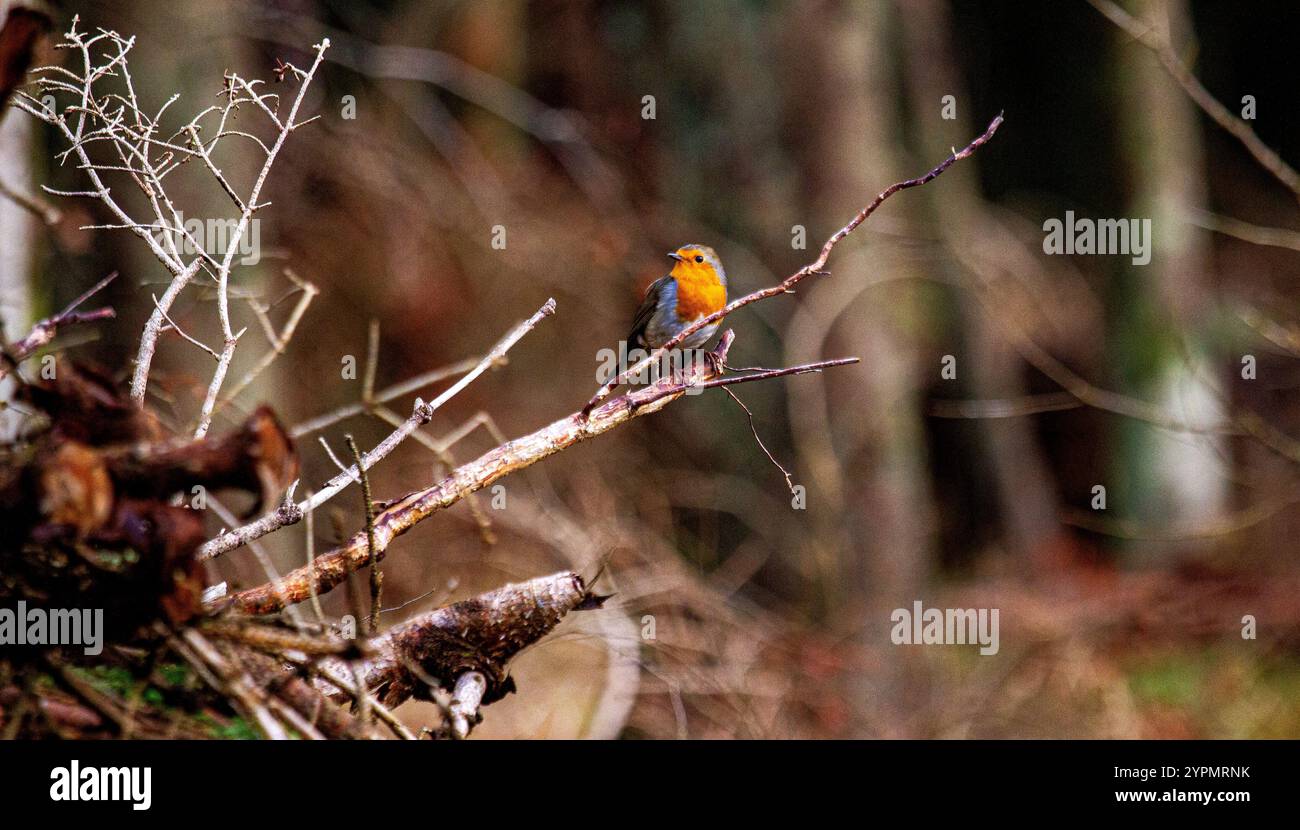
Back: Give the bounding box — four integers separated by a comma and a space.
626, 275, 671, 348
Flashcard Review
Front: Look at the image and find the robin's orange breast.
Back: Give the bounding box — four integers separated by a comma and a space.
672, 272, 727, 323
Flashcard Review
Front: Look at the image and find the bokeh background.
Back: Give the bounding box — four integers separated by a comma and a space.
4, 0, 1300, 737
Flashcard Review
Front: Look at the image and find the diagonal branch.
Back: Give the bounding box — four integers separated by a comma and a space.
582, 112, 1004, 415
0, 272, 119, 381
1089, 0, 1300, 200
216, 331, 855, 615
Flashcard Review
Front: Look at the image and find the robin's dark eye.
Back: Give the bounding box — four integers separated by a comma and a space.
694, 255, 704, 263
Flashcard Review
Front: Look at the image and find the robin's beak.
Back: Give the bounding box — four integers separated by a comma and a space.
667, 252, 684, 262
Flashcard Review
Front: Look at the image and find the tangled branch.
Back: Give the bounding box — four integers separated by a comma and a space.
197, 298, 559, 560
13, 18, 330, 430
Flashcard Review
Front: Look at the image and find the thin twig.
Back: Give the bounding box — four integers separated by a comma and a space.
216, 271, 319, 410
151, 293, 220, 360
290, 356, 480, 438
929, 392, 1083, 419
722, 387, 795, 494
318, 436, 361, 483
345, 434, 382, 634
1189, 209, 1300, 253
370, 404, 498, 545
285, 655, 415, 740
0, 178, 62, 225
362, 319, 380, 405
304, 489, 325, 623
173, 629, 288, 740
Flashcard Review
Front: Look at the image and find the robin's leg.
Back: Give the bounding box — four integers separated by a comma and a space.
671, 347, 723, 383
702, 349, 723, 377
675, 347, 716, 383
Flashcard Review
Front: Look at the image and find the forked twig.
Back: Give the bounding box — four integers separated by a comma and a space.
0, 271, 119, 381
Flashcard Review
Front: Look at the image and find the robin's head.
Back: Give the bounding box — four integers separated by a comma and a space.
668, 244, 726, 286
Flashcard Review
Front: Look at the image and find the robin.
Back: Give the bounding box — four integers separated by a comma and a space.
626, 244, 728, 352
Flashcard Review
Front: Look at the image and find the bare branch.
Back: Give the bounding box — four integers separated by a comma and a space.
1089, 0, 1300, 200
16, 27, 330, 419
0, 178, 62, 225
345, 434, 382, 633
131, 259, 202, 403
171, 628, 288, 740
310, 571, 606, 737
1189, 209, 1300, 253
194, 39, 331, 438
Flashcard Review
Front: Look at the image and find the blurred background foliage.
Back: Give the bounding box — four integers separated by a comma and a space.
6, 0, 1300, 737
